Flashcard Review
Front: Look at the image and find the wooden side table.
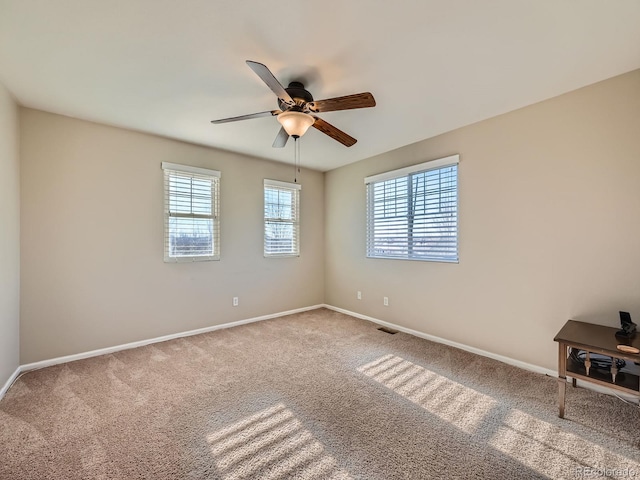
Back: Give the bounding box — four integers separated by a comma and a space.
554, 320, 640, 418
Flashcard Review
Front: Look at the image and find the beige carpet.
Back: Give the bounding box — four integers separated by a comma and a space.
1, 308, 639, 479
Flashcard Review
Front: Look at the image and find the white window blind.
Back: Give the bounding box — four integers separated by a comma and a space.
264, 179, 301, 257
365, 155, 459, 263
162, 162, 220, 262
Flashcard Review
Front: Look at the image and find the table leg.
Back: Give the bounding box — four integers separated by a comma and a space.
572, 378, 576, 388
611, 359, 618, 383
558, 378, 566, 418
558, 342, 567, 418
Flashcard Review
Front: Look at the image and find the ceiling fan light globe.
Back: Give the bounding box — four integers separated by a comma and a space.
277, 111, 315, 138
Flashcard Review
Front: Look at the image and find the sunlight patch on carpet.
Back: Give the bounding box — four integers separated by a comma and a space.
358, 353, 497, 434
207, 403, 352, 479
488, 408, 640, 478
358, 354, 640, 478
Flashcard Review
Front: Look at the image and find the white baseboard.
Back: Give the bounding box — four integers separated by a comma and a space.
0, 366, 22, 401
19, 304, 324, 374
7, 303, 637, 406
322, 304, 639, 403
322, 304, 555, 376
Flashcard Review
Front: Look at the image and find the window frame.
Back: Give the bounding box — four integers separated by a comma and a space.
364, 154, 459, 263
263, 179, 301, 258
162, 162, 221, 263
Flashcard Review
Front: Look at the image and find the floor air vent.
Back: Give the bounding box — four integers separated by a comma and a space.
378, 327, 399, 335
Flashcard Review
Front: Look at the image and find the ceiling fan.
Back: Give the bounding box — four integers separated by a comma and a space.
211, 61, 376, 148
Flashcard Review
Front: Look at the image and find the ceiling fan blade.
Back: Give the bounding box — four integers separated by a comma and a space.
211, 110, 280, 124
246, 60, 294, 105
307, 92, 376, 113
311, 116, 357, 147
272, 127, 289, 148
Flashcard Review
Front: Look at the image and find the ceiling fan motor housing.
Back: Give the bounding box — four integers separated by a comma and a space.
279, 81, 313, 110
211, 61, 373, 148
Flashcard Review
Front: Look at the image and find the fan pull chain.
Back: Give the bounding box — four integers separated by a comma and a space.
294, 137, 301, 183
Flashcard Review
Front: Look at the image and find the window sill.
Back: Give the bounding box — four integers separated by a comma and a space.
366, 255, 458, 264
164, 255, 220, 263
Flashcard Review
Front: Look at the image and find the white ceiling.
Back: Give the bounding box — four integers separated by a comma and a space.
1, 1, 639, 172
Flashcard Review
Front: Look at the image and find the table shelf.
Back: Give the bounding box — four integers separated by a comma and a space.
566, 355, 639, 391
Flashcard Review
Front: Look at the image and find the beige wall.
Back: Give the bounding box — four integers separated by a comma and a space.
20, 109, 324, 363
15, 69, 640, 371
325, 69, 640, 371
0, 83, 20, 385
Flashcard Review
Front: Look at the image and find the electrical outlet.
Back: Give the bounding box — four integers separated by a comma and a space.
233, 297, 239, 307
383, 297, 389, 306
357, 291, 362, 300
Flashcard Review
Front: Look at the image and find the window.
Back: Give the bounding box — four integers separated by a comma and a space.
162, 162, 220, 262
365, 155, 459, 262
264, 179, 301, 257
